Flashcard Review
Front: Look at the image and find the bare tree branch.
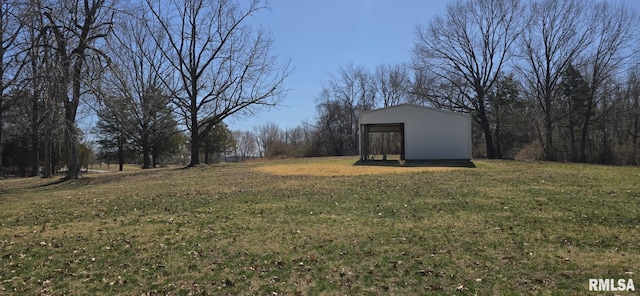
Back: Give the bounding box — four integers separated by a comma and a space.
143, 0, 290, 166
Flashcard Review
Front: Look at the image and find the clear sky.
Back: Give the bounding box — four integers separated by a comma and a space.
226, 0, 640, 133
226, 0, 448, 132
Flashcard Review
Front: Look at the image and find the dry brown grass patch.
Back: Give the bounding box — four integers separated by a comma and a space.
255, 158, 463, 176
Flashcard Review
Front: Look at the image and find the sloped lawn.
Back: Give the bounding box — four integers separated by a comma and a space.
1, 157, 638, 295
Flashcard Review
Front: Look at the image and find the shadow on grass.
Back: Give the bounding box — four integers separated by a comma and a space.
10, 163, 238, 193
353, 159, 476, 168
36, 177, 78, 188
28, 167, 184, 190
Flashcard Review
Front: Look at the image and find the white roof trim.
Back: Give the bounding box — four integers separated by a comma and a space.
359, 103, 470, 118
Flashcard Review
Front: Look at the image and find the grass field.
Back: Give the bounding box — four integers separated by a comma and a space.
1, 157, 638, 295
89, 163, 144, 172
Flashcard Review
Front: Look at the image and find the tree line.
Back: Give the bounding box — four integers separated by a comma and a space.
0, 0, 288, 178
2, 0, 640, 179
241, 0, 640, 165
413, 0, 640, 164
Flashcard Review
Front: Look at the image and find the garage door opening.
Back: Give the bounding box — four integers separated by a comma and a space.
360, 123, 404, 161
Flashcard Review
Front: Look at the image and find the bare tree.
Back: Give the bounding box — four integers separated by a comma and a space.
407, 69, 437, 105
333, 63, 377, 111
24, 4, 44, 177
100, 13, 176, 169
254, 121, 281, 158
16, 0, 63, 178
372, 63, 410, 157
517, 0, 594, 161
575, 2, 639, 162
43, 0, 114, 179
314, 63, 376, 156
414, 0, 523, 159
0, 0, 27, 177
375, 63, 409, 107
283, 123, 314, 157
144, 0, 289, 166
233, 130, 257, 161
620, 68, 640, 165
20, 0, 61, 177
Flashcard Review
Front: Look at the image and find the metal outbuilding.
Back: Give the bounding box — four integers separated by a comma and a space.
359, 104, 471, 161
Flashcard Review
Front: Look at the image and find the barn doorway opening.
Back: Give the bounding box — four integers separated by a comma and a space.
360, 123, 405, 161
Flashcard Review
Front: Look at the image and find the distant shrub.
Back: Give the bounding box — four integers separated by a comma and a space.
515, 142, 544, 161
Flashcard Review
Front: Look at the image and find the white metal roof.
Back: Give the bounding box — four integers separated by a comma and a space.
359, 103, 470, 119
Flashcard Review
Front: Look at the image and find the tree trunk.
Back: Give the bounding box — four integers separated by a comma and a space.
64, 54, 83, 179
600, 99, 613, 164
189, 106, 200, 166
152, 149, 159, 168
632, 90, 640, 165
579, 96, 594, 163
0, 105, 3, 178
118, 134, 124, 171
204, 140, 210, 164
569, 123, 577, 162
65, 116, 80, 179
632, 114, 639, 166
544, 116, 554, 161
494, 107, 503, 159
190, 130, 200, 166
543, 95, 555, 161
30, 97, 40, 177
42, 95, 53, 178
30, 127, 39, 177
42, 129, 52, 178
477, 104, 497, 159
142, 132, 151, 169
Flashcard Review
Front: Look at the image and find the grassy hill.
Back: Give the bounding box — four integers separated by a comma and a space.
1, 157, 638, 295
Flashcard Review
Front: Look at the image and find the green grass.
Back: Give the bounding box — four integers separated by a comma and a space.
1, 157, 639, 295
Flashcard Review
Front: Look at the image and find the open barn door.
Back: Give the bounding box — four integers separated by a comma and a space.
360, 123, 404, 161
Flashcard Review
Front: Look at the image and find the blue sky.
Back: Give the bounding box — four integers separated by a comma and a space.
226, 0, 640, 133
226, 0, 449, 132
